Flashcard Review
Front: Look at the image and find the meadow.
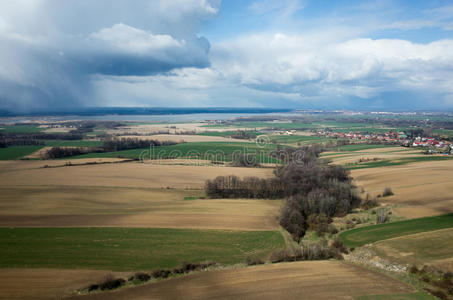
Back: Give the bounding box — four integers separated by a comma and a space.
0, 227, 284, 271
372, 228, 453, 271
44, 140, 103, 147
339, 214, 453, 247
346, 155, 453, 170
0, 145, 44, 160
0, 124, 44, 134
71, 141, 282, 163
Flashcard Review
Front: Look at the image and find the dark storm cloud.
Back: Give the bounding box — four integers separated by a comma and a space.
0, 0, 218, 112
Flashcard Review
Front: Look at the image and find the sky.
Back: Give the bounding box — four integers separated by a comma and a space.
1, 0, 453, 112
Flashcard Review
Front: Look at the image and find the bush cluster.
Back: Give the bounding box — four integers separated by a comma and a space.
245, 256, 265, 266
88, 274, 126, 292
43, 147, 103, 159
86, 261, 217, 293
361, 194, 380, 210
409, 265, 453, 299
269, 242, 343, 263
382, 187, 394, 197
205, 175, 284, 199
230, 130, 258, 140
229, 153, 260, 167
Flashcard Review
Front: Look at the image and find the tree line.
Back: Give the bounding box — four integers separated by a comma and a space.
102, 138, 177, 152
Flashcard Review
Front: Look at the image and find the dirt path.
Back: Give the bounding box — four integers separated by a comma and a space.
69, 261, 413, 300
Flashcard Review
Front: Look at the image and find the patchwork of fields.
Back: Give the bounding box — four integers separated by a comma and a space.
1, 119, 453, 299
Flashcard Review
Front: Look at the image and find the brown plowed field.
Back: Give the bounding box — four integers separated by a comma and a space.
352, 160, 453, 218
0, 269, 131, 300
0, 161, 273, 189
69, 261, 413, 300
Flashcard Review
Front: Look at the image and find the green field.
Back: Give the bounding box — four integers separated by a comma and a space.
0, 125, 44, 134
269, 135, 332, 144
197, 130, 259, 138
44, 140, 103, 147
336, 144, 400, 152
0, 228, 284, 271
0, 146, 44, 160
71, 142, 282, 163
373, 228, 453, 267
340, 214, 453, 248
346, 155, 453, 170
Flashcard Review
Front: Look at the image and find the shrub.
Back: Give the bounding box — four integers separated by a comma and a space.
230, 153, 260, 167
87, 284, 99, 292
408, 265, 419, 274
443, 271, 453, 281
425, 288, 448, 300
327, 224, 338, 235
245, 256, 265, 266
98, 275, 126, 291
331, 238, 348, 254
307, 214, 330, 236
361, 195, 379, 210
172, 261, 216, 274
383, 187, 394, 197
376, 208, 390, 224
152, 269, 171, 279
130, 272, 151, 282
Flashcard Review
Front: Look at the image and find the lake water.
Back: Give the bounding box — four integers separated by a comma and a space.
3, 112, 301, 123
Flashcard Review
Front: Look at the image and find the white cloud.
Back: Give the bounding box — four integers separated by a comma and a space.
209, 33, 453, 102
91, 24, 184, 54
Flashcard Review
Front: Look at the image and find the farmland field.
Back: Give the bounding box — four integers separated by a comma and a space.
372, 228, 453, 272
69, 141, 281, 163
0, 186, 281, 230
0, 146, 44, 160
0, 228, 284, 270
351, 159, 453, 217
1, 117, 451, 300
44, 140, 103, 147
0, 125, 44, 134
68, 261, 415, 300
339, 214, 453, 248
0, 160, 278, 230
0, 269, 132, 300
0, 160, 274, 189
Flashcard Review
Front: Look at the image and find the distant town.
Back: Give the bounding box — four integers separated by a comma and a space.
316, 130, 452, 154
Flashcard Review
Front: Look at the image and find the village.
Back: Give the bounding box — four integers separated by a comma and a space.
314, 129, 453, 154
